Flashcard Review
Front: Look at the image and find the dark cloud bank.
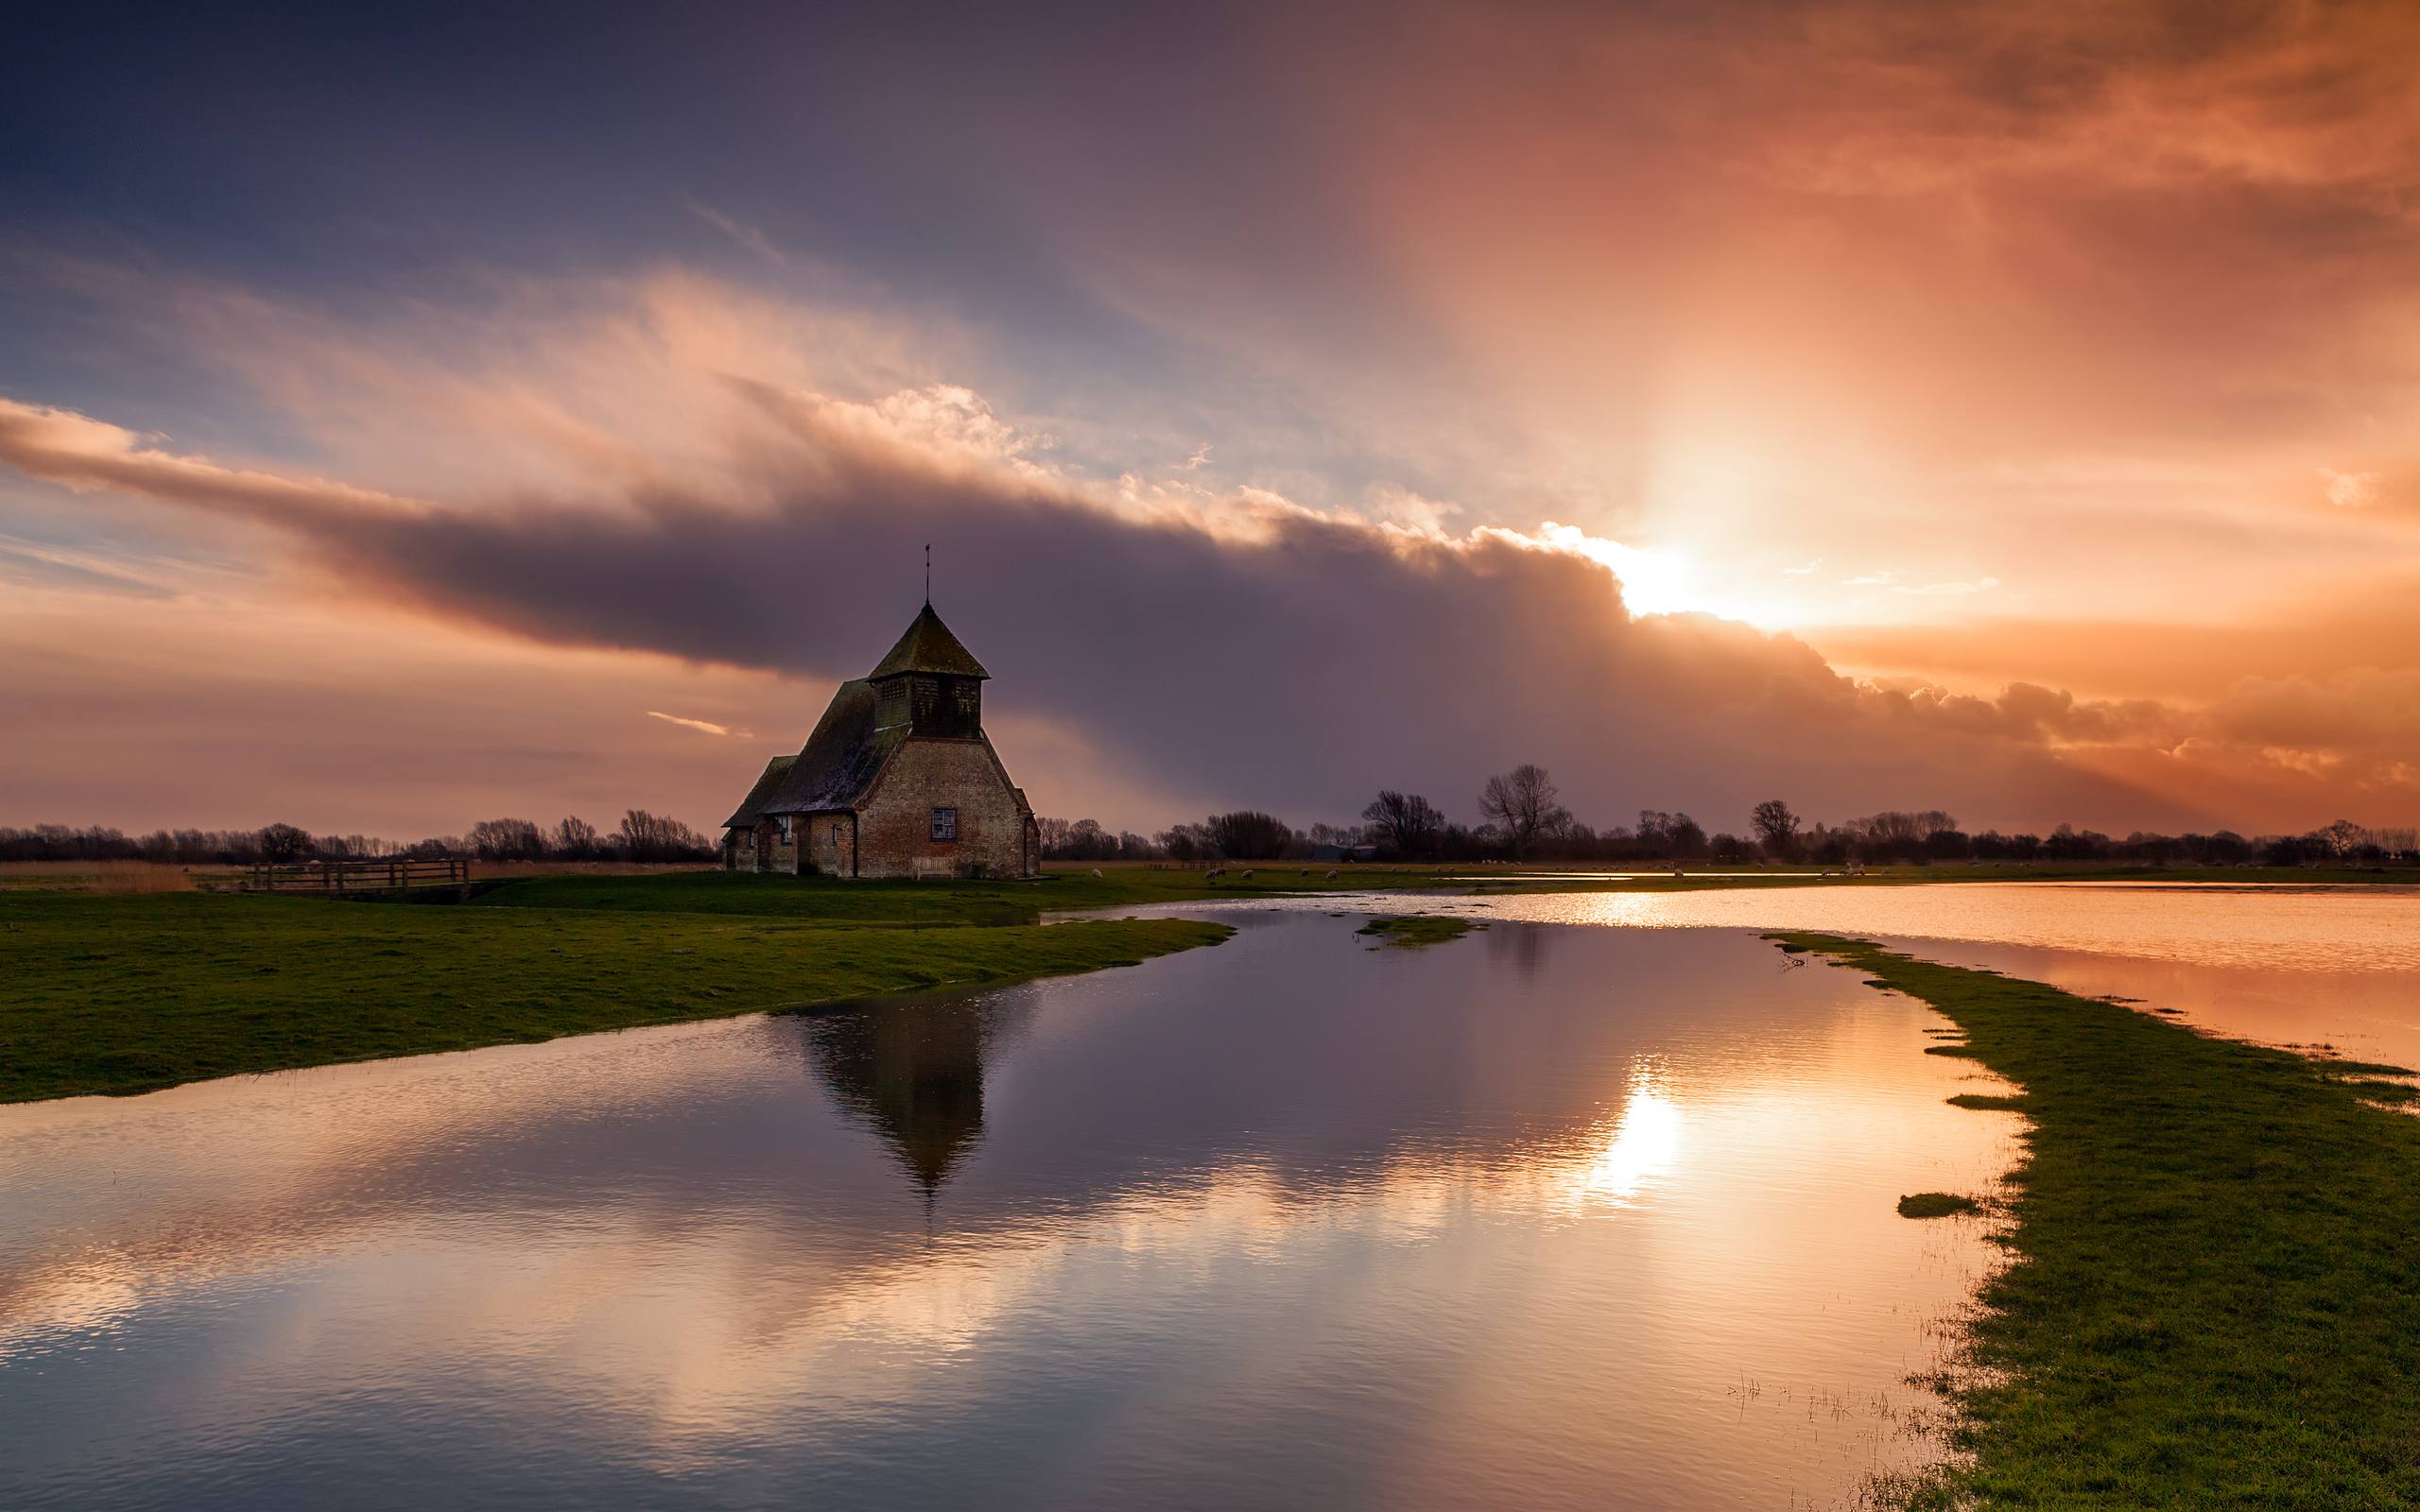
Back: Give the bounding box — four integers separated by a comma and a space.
177, 404, 2196, 834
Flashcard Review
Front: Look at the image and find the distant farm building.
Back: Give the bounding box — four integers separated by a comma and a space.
722, 603, 1040, 879
1308, 841, 1380, 863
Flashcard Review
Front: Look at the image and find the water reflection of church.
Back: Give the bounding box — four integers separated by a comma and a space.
797, 994, 1031, 1199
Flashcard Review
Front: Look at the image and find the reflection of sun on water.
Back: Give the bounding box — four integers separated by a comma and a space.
1573, 1062, 1683, 1207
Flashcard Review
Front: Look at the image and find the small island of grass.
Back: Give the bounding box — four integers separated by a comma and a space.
1356, 915, 1484, 950
1896, 1191, 1983, 1219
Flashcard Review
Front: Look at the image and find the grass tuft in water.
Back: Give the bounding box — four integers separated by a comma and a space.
1355, 916, 1484, 950
1897, 1192, 1983, 1219
1945, 1092, 2023, 1111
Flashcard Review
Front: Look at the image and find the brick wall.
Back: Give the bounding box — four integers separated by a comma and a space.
755, 816, 798, 874
805, 813, 855, 876
856, 739, 1031, 878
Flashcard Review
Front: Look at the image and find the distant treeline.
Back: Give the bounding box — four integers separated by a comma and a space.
0, 811, 717, 866
1042, 765, 2420, 868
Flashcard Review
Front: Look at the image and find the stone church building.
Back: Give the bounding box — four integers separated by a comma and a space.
722, 603, 1040, 879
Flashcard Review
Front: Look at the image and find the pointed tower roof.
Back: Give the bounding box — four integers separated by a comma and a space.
867, 603, 990, 680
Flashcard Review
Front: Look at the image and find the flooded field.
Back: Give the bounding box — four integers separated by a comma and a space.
1128, 883, 2420, 1067
0, 918, 2008, 1510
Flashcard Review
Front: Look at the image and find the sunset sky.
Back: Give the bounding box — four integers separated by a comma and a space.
5, 0, 2416, 840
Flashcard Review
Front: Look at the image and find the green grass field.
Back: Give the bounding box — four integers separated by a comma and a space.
464, 863, 1484, 922
1772, 933, 2420, 1510
0, 890, 1226, 1102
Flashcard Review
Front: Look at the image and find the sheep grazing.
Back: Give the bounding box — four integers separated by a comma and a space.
1325, 868, 1339, 880
1240, 868, 1254, 880
1090, 868, 1103, 879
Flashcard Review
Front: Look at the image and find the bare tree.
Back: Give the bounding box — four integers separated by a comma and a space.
1750, 799, 1801, 858
1156, 823, 1212, 863
1843, 810, 1961, 860
256, 822, 315, 863
1203, 810, 1294, 859
1361, 791, 1445, 858
554, 816, 599, 857
616, 809, 713, 862
1478, 765, 1571, 858
2316, 818, 2365, 860
468, 817, 545, 861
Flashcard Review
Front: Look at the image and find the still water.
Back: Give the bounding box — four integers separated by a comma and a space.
1122, 882, 2420, 1067
0, 918, 2009, 1510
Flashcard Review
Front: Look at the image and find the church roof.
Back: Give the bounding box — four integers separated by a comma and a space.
867, 604, 990, 680
720, 753, 797, 830
754, 678, 908, 816
723, 606, 1010, 830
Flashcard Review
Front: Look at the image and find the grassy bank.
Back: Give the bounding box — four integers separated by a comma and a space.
1770, 933, 2420, 1509
0, 891, 1227, 1103
469, 864, 1474, 922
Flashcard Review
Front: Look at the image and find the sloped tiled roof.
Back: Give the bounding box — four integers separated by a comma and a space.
721, 754, 797, 830
756, 679, 907, 816
867, 604, 990, 680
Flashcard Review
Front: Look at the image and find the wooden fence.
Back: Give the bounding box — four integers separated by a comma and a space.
241, 855, 472, 896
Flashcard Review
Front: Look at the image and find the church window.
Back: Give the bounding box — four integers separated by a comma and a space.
931, 807, 959, 842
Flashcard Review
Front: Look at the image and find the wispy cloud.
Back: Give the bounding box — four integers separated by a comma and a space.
0, 533, 180, 599
2320, 468, 2379, 508
1839, 570, 1999, 598
647, 710, 748, 738
687, 201, 787, 266
1893, 576, 2001, 597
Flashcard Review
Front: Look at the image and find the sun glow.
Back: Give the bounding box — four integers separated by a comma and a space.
1534, 522, 1793, 627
